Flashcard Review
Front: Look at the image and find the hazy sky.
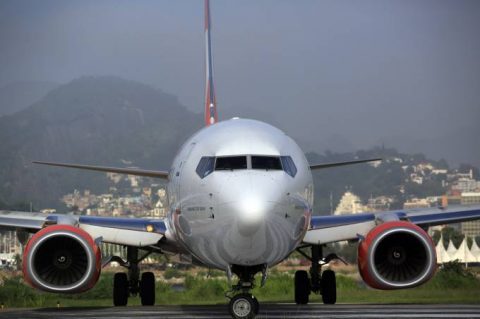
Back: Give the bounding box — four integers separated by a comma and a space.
1, 0, 479, 166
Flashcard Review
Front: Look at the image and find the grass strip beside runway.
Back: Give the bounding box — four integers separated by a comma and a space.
0, 263, 479, 308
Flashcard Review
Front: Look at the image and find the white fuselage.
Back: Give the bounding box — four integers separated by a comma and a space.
165, 118, 313, 270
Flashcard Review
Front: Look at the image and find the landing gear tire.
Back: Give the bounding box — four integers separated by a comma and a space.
140, 272, 156, 306
321, 270, 337, 304
294, 270, 310, 305
229, 293, 257, 319
113, 272, 129, 306
252, 295, 259, 314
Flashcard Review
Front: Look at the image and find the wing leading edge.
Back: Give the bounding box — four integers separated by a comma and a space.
309, 158, 381, 170
304, 204, 480, 245
0, 210, 170, 247
33, 161, 169, 179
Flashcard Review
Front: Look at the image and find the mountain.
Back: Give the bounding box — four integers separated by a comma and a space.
0, 76, 202, 209
0, 76, 476, 213
306, 147, 454, 214
380, 125, 480, 169
0, 81, 59, 117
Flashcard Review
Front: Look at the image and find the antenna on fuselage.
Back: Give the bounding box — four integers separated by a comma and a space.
204, 0, 218, 126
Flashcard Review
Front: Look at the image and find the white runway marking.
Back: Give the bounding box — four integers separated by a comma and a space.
1, 304, 480, 319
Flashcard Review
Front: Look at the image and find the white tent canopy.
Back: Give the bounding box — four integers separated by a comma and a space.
435, 236, 451, 263
446, 240, 458, 256
469, 239, 480, 262
435, 237, 480, 264
450, 238, 477, 263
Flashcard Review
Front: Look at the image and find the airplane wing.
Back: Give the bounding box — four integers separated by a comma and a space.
303, 204, 480, 245
33, 161, 169, 179
0, 210, 170, 247
309, 158, 381, 170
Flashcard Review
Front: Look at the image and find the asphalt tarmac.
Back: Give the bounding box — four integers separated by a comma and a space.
1, 304, 480, 319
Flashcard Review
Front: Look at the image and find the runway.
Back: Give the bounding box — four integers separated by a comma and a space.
1, 304, 480, 319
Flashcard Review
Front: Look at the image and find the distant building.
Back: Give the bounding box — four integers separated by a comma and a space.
143, 187, 152, 197
410, 173, 423, 185
107, 172, 123, 184
431, 169, 448, 175
416, 163, 434, 172
452, 178, 480, 193
403, 198, 431, 209
334, 191, 367, 215
0, 231, 21, 257
460, 192, 480, 237
462, 192, 480, 204
150, 206, 166, 218
367, 196, 394, 212
389, 157, 403, 164
128, 175, 139, 188
443, 192, 480, 237
40, 208, 56, 214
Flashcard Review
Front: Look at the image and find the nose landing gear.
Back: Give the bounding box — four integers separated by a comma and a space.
225, 265, 264, 319
229, 293, 258, 319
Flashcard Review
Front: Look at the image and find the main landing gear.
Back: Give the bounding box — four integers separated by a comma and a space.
109, 247, 155, 306
295, 245, 342, 305
225, 265, 264, 319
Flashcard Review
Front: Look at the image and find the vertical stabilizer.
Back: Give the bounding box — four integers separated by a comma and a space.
204, 0, 217, 126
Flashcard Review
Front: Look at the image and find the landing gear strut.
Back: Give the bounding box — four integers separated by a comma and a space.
295, 245, 341, 305
226, 265, 263, 319
111, 247, 155, 306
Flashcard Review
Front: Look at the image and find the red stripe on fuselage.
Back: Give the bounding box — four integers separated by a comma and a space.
204, 0, 210, 31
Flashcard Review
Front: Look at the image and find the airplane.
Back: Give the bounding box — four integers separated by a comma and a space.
1, 1, 480, 318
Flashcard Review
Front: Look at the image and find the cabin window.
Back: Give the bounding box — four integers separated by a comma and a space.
196, 156, 215, 178
280, 156, 297, 177
215, 156, 247, 170
251, 156, 282, 170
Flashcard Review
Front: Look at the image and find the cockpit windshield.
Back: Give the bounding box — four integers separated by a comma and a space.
195, 155, 297, 178
196, 156, 215, 178
215, 156, 247, 171
251, 156, 282, 170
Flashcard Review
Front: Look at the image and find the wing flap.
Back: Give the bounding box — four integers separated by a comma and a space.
0, 210, 47, 231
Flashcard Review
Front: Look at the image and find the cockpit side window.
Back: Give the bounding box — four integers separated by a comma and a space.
196, 156, 215, 178
251, 156, 282, 170
215, 156, 247, 171
280, 156, 297, 177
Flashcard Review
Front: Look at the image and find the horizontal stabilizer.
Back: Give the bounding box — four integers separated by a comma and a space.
33, 161, 169, 179
310, 158, 381, 170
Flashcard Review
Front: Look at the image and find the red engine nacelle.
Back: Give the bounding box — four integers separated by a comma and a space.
358, 221, 436, 290
23, 224, 101, 293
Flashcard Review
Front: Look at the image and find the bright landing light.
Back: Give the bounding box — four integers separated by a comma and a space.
241, 196, 266, 224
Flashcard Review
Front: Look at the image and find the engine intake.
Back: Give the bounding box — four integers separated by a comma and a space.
358, 221, 436, 290
23, 224, 101, 293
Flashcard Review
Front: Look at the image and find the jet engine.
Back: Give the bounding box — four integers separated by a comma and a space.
358, 221, 436, 290
23, 224, 101, 293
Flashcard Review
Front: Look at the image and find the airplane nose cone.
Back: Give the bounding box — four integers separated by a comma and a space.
216, 172, 287, 236
240, 196, 267, 224
182, 171, 310, 268
236, 195, 273, 236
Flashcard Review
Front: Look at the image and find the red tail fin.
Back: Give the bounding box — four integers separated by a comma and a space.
204, 0, 217, 126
